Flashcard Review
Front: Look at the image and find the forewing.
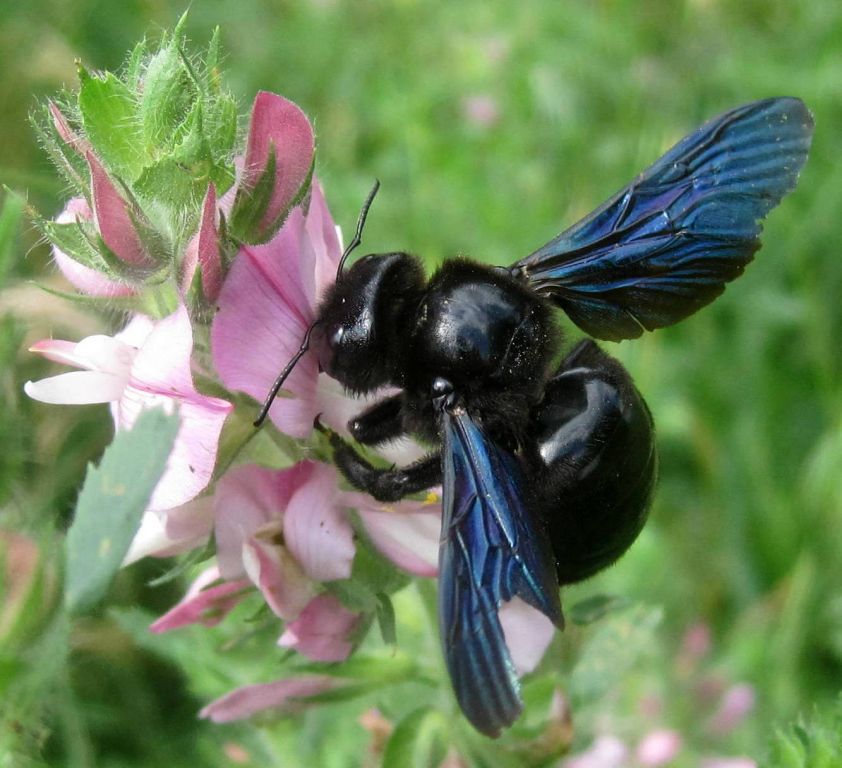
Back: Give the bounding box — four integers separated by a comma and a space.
439, 409, 562, 737
513, 97, 814, 340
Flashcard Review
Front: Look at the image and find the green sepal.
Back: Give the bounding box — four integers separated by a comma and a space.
138, 28, 196, 154
77, 66, 145, 181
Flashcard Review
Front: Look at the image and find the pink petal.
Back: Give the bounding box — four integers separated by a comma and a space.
352, 494, 441, 577
115, 306, 232, 511
199, 675, 337, 723
561, 736, 629, 768
24, 370, 127, 404
150, 566, 250, 632
636, 730, 683, 766
278, 593, 360, 662
498, 597, 556, 676
211, 183, 347, 438
87, 152, 152, 267
708, 683, 756, 734
123, 496, 214, 564
52, 197, 136, 296
241, 535, 316, 620
700, 760, 756, 768
243, 92, 315, 237
282, 462, 354, 582
214, 463, 314, 579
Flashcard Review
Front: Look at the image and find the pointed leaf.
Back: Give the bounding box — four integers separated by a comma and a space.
382, 708, 448, 768
78, 68, 145, 180
64, 408, 180, 614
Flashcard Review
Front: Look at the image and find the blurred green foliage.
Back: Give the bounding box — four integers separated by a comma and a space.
1, 1, 841, 766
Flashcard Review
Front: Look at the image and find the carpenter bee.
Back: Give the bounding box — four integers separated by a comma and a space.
255, 98, 813, 737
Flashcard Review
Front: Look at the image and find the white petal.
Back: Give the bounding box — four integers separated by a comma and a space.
25, 371, 126, 404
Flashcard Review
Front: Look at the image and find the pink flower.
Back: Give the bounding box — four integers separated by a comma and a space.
150, 566, 251, 632
700, 759, 756, 768
349, 492, 441, 578
214, 462, 354, 620
498, 597, 556, 676
199, 675, 339, 723
25, 305, 233, 512
561, 735, 629, 768
51, 198, 137, 297
212, 181, 351, 438
462, 94, 500, 127
278, 593, 361, 662
707, 683, 756, 735
636, 729, 683, 766
232, 91, 316, 242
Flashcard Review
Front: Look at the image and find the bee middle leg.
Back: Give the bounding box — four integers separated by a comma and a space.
347, 394, 405, 446
317, 417, 441, 502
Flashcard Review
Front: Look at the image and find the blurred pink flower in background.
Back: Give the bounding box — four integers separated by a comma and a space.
636, 729, 682, 766
462, 94, 500, 127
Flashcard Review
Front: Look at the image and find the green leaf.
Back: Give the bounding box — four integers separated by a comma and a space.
569, 604, 662, 706
64, 408, 180, 614
765, 699, 842, 768
138, 33, 196, 153
78, 68, 145, 180
567, 594, 630, 626
134, 157, 203, 211
0, 190, 25, 287
382, 708, 448, 768
376, 592, 397, 646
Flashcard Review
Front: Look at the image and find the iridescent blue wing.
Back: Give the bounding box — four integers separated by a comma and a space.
512, 97, 814, 340
438, 409, 563, 738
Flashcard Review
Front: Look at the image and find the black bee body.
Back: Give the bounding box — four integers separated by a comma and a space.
257, 97, 813, 737
313, 252, 654, 587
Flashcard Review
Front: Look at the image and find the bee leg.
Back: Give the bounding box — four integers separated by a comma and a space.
347, 394, 406, 446
317, 420, 441, 502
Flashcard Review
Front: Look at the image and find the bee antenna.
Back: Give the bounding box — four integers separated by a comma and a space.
254, 322, 320, 428
336, 179, 381, 278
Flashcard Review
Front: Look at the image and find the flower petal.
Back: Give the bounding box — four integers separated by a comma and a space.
243, 92, 315, 237
636, 730, 683, 767
282, 462, 354, 582
498, 597, 556, 676
116, 306, 232, 511
199, 675, 337, 723
52, 197, 136, 297
278, 594, 360, 662
123, 496, 214, 565
353, 494, 441, 577
211, 183, 350, 438
87, 152, 152, 267
150, 566, 250, 632
24, 370, 127, 404
242, 535, 316, 620
214, 463, 314, 579
561, 735, 629, 768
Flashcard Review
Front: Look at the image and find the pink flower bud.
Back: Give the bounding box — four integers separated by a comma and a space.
87, 152, 154, 268
241, 91, 315, 239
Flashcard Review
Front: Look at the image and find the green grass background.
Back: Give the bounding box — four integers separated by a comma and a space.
1, 1, 841, 766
